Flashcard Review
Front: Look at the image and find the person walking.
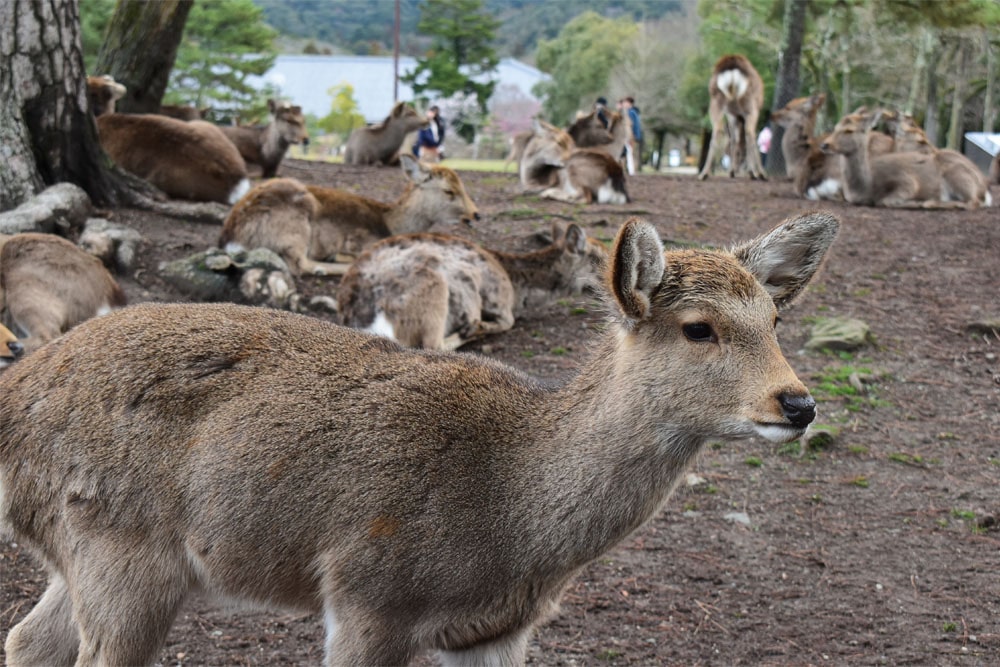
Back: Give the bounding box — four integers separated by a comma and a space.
412, 105, 446, 162
622, 97, 643, 174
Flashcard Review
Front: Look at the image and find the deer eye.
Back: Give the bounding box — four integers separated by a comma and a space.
682, 322, 716, 343
774, 315, 782, 329
443, 190, 456, 198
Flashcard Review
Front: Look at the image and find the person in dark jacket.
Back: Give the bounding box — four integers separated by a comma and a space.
622, 96, 643, 174
412, 105, 446, 161
594, 97, 610, 129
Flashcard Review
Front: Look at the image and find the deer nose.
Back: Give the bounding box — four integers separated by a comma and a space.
779, 393, 816, 429
7, 341, 24, 358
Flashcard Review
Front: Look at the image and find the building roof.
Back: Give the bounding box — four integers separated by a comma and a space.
249, 55, 548, 122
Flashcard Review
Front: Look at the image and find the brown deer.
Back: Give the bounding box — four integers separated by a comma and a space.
0, 210, 838, 667
519, 120, 629, 204
343, 102, 429, 165
883, 111, 992, 209
0, 323, 24, 371
336, 222, 604, 351
218, 99, 309, 178
219, 155, 480, 276
0, 233, 126, 354
158, 104, 209, 121
698, 54, 767, 180
821, 108, 984, 209
86, 77, 250, 205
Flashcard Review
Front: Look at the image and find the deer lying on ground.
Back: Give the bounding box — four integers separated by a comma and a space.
821, 107, 985, 209
698, 54, 767, 180
883, 111, 992, 209
218, 99, 309, 178
0, 323, 24, 371
519, 120, 630, 204
0, 232, 126, 355
87, 76, 250, 205
343, 102, 428, 165
567, 110, 630, 161
336, 222, 604, 350
0, 210, 838, 667
220, 154, 480, 276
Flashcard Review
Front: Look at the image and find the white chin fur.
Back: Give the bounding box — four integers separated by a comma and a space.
753, 423, 806, 443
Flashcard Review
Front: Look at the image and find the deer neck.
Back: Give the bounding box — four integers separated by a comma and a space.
512, 334, 705, 571
839, 138, 874, 204
261, 122, 289, 160
489, 247, 568, 313
383, 186, 433, 235
781, 122, 812, 166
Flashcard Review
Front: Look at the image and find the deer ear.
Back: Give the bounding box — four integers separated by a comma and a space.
565, 223, 587, 255
731, 211, 839, 310
609, 218, 664, 321
399, 153, 430, 182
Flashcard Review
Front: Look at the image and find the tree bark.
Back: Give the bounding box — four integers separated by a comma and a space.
94, 0, 193, 114
1, 0, 122, 209
983, 31, 996, 133
946, 40, 970, 150
767, 0, 808, 178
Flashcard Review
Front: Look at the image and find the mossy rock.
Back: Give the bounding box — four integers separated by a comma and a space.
805, 317, 873, 352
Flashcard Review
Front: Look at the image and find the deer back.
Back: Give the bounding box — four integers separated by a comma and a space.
0, 233, 125, 352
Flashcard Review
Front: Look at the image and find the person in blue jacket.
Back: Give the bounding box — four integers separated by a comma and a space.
622, 96, 643, 174
412, 105, 446, 161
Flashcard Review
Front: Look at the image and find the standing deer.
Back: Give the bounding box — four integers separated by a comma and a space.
0, 211, 838, 667
218, 99, 309, 178
883, 111, 992, 209
0, 233, 126, 354
820, 108, 983, 209
337, 223, 604, 351
698, 54, 767, 181
343, 102, 429, 166
219, 155, 480, 276
0, 323, 23, 371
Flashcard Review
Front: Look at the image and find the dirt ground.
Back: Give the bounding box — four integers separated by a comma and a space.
2, 157, 999, 666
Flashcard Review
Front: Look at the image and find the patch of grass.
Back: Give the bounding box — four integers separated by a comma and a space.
852, 287, 872, 297
777, 441, 801, 456
942, 621, 958, 633
951, 509, 976, 521
812, 363, 890, 412
848, 444, 870, 455
571, 306, 589, 315
520, 350, 535, 359
889, 452, 924, 466
596, 649, 624, 661
850, 476, 870, 488
989, 457, 1000, 467
550, 346, 568, 356
745, 456, 763, 467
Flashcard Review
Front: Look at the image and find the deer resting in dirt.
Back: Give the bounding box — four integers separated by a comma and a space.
567, 109, 630, 161
0, 323, 23, 371
821, 108, 984, 209
0, 233, 126, 355
0, 210, 838, 667
336, 222, 604, 350
698, 54, 767, 181
219, 99, 309, 178
882, 111, 992, 209
519, 120, 629, 204
219, 154, 480, 276
343, 102, 429, 166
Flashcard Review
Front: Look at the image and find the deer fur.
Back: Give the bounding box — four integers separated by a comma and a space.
882, 111, 992, 209
0, 323, 23, 371
85, 75, 126, 117
219, 99, 309, 178
158, 104, 209, 121
821, 108, 983, 209
0, 211, 838, 667
567, 110, 631, 160
219, 155, 480, 276
698, 54, 767, 181
344, 102, 429, 165
336, 223, 603, 351
0, 233, 126, 354
519, 120, 629, 204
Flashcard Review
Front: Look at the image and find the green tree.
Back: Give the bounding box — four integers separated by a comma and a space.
533, 11, 639, 125
80, 0, 117, 72
166, 0, 277, 117
318, 83, 366, 135
402, 0, 500, 113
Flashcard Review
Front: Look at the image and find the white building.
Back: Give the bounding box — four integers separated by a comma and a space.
250, 55, 548, 122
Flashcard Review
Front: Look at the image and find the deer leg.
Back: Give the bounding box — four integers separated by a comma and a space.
288, 249, 352, 276
323, 617, 415, 667
4, 574, 79, 667
66, 537, 191, 667
5, 301, 64, 354
438, 628, 531, 667
697, 122, 726, 180
743, 108, 767, 180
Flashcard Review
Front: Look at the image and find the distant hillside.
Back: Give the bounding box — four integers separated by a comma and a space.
253, 0, 683, 60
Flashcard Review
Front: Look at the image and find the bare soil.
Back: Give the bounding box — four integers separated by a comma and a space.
2, 158, 999, 666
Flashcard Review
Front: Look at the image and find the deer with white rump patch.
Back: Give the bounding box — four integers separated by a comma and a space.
698, 54, 767, 181
0, 211, 838, 667
337, 222, 605, 350
219, 155, 479, 276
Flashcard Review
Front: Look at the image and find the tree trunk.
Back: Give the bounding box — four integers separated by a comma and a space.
767, 0, 808, 178
0, 0, 135, 210
94, 0, 193, 114
946, 40, 970, 150
924, 38, 944, 146
982, 31, 995, 133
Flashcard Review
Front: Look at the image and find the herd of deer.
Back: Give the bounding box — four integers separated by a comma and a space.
0, 50, 990, 665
